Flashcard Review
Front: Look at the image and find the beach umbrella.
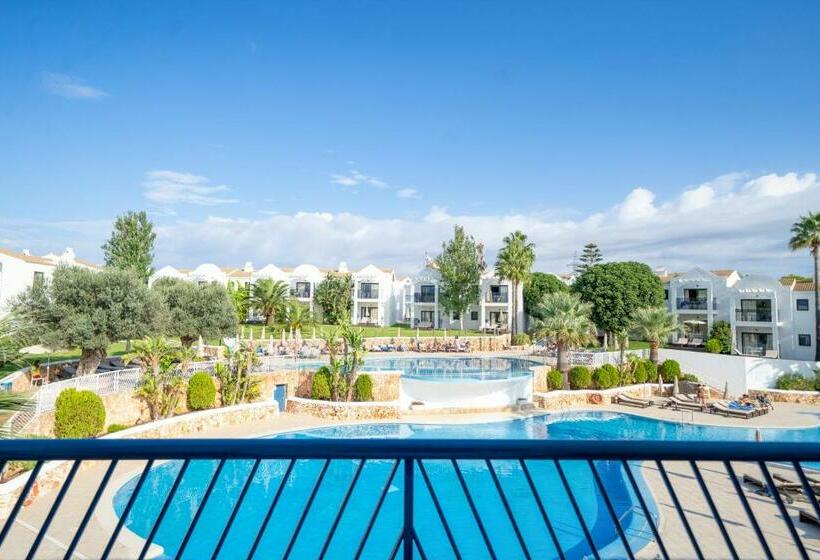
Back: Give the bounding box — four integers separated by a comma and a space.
267, 335, 275, 354
398, 327, 401, 338
241, 325, 245, 339
281, 329, 286, 343
197, 335, 205, 358
723, 381, 729, 400
416, 327, 420, 339
672, 377, 679, 396
755, 429, 763, 442
261, 326, 266, 339
444, 328, 447, 340
657, 373, 664, 396
312, 327, 316, 340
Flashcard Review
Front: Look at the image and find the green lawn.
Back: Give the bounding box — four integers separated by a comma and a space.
238, 323, 484, 339
0, 342, 130, 379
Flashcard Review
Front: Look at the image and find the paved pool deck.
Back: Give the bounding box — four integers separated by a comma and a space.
4, 404, 820, 558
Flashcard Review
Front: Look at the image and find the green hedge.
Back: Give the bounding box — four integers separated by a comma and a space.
633, 361, 648, 383
511, 333, 531, 346
593, 364, 620, 389
658, 359, 681, 379
705, 338, 723, 354
547, 369, 564, 390
311, 367, 332, 400
354, 374, 374, 401
643, 360, 658, 383
775, 372, 820, 391
106, 423, 129, 434
187, 372, 217, 411
55, 388, 105, 439
569, 366, 591, 389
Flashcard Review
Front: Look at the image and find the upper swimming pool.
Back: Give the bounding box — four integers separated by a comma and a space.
113, 411, 820, 559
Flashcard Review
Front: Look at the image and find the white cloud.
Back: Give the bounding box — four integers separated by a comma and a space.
146, 171, 820, 276
744, 172, 816, 198
329, 170, 388, 189
143, 170, 238, 206
42, 72, 107, 99
396, 187, 420, 199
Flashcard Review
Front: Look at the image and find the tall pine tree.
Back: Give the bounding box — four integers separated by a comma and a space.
575, 242, 603, 275
435, 225, 484, 330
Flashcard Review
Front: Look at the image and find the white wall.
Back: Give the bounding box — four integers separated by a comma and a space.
400, 377, 532, 409
658, 348, 819, 396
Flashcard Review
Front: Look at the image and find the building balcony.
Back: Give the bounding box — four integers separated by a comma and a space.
413, 293, 436, 303
676, 298, 717, 311
735, 309, 772, 322
357, 289, 379, 300
290, 289, 311, 299
485, 293, 509, 304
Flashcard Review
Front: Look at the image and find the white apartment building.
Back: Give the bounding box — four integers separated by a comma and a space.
661, 267, 816, 360
0, 247, 100, 316
150, 260, 522, 331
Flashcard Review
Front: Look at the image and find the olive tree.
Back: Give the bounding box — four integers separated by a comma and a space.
14, 266, 166, 375
153, 277, 237, 347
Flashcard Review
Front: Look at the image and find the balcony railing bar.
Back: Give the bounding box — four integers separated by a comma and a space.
354, 460, 400, 559
402, 458, 415, 560
319, 458, 367, 559
212, 457, 261, 560
29, 458, 80, 560
417, 460, 462, 560
451, 458, 497, 558
140, 459, 190, 560
486, 459, 532, 559
519, 459, 566, 560
102, 459, 154, 560
656, 460, 704, 560
689, 460, 739, 560
247, 459, 295, 560
65, 458, 118, 558
176, 458, 227, 559
758, 461, 808, 560
589, 459, 636, 560
793, 460, 820, 532
622, 460, 669, 560
554, 459, 599, 559
285, 458, 331, 560
723, 461, 773, 560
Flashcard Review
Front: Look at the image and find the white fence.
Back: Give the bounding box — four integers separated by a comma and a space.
531, 348, 648, 367
7, 360, 219, 434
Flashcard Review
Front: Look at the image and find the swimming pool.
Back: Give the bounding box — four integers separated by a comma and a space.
113, 411, 820, 559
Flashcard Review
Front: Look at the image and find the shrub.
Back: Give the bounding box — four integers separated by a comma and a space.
633, 361, 648, 383
569, 366, 592, 389
353, 374, 374, 402
511, 333, 531, 346
311, 367, 332, 400
704, 338, 723, 354
709, 321, 732, 354
643, 360, 658, 382
547, 369, 564, 390
775, 373, 817, 391
1, 436, 48, 482
593, 364, 620, 389
106, 423, 129, 434
54, 388, 105, 439
187, 372, 217, 411
658, 359, 681, 379
679, 373, 699, 382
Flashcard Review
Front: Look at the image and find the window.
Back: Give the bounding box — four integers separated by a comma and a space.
664, 289, 668, 300
471, 311, 479, 321
294, 282, 311, 298
33, 271, 45, 286
452, 312, 460, 321
797, 299, 809, 311
420, 310, 434, 323
799, 334, 811, 347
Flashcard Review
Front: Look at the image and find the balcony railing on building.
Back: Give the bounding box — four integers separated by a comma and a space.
485, 292, 509, 303
676, 298, 718, 310
357, 287, 379, 299
291, 287, 311, 299
735, 309, 772, 322
413, 293, 436, 303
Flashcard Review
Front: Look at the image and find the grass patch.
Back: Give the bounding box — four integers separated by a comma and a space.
238, 323, 484, 339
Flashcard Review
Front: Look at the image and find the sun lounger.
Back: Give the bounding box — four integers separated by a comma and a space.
712, 401, 758, 419
676, 337, 689, 346
800, 510, 819, 527
773, 473, 820, 495
668, 395, 706, 412
742, 474, 798, 504
614, 393, 652, 408
688, 338, 703, 347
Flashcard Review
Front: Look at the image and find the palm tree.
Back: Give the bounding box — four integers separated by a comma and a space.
249, 279, 289, 326
227, 281, 250, 323
531, 292, 596, 387
319, 326, 344, 400
631, 307, 679, 364
495, 231, 535, 336
283, 300, 313, 333
789, 212, 820, 361
343, 327, 367, 401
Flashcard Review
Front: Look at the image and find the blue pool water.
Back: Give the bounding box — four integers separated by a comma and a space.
113, 411, 820, 559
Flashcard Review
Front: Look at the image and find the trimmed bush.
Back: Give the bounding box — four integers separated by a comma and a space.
775, 373, 818, 391
547, 369, 564, 390
187, 372, 217, 411
353, 374, 374, 402
704, 338, 723, 354
568, 366, 592, 390
709, 320, 732, 354
679, 373, 699, 382
633, 361, 648, 383
54, 388, 105, 439
658, 359, 681, 379
311, 367, 332, 400
593, 364, 620, 389
106, 423, 129, 434
511, 333, 531, 346
643, 360, 658, 383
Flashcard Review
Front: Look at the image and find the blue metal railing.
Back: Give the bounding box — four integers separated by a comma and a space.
0, 439, 819, 559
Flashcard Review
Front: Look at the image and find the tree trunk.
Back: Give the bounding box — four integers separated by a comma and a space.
78, 348, 107, 375
266, 311, 275, 327
814, 247, 820, 362
650, 341, 659, 364
181, 336, 196, 348
557, 341, 570, 389
511, 280, 518, 337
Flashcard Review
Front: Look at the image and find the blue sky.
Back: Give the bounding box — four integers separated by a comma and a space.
1, 1, 819, 275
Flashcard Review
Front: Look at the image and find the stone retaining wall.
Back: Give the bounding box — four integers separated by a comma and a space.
286, 396, 400, 420
749, 388, 820, 405
533, 384, 657, 410
0, 402, 279, 518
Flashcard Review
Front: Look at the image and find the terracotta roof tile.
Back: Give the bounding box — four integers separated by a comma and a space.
793, 282, 816, 292
0, 247, 54, 266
